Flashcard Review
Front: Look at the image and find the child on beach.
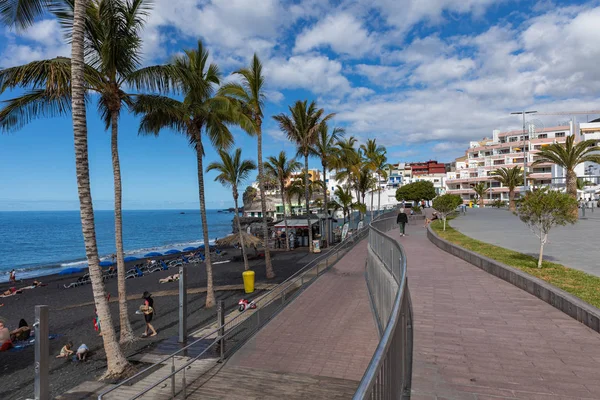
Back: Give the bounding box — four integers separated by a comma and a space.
76, 343, 89, 361
9, 269, 16, 283
94, 309, 102, 336
0, 320, 12, 351
56, 342, 74, 358
140, 293, 157, 337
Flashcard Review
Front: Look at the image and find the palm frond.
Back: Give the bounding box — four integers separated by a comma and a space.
0, 89, 71, 133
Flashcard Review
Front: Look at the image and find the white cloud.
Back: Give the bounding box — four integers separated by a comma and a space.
353, 64, 407, 87
294, 13, 376, 56
410, 57, 475, 84
266, 55, 352, 94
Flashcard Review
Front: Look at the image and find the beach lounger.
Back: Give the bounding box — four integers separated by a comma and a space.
125, 267, 143, 279
168, 259, 183, 268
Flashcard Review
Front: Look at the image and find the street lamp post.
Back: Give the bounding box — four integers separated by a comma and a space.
511, 111, 537, 193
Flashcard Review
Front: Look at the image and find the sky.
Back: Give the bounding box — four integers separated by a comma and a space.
1, 0, 600, 210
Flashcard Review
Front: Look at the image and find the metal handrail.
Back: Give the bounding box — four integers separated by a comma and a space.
353, 213, 413, 399
99, 211, 385, 399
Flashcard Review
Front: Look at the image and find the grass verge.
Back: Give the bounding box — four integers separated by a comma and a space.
430, 217, 600, 309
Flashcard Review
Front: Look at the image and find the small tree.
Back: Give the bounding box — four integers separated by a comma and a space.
515, 188, 578, 268
395, 181, 436, 204
432, 194, 463, 231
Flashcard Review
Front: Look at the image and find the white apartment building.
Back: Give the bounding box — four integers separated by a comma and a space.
446, 123, 577, 205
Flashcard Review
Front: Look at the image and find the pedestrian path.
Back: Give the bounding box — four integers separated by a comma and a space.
226, 237, 379, 382
394, 227, 600, 399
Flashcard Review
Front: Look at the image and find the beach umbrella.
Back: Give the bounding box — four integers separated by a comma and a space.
165, 249, 181, 255
99, 261, 114, 267
197, 244, 205, 249
183, 247, 196, 252
144, 252, 162, 257
59, 267, 84, 275
124, 256, 139, 262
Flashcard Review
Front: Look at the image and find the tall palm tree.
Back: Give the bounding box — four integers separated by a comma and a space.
265, 151, 301, 251
491, 166, 523, 211
309, 123, 344, 247
471, 182, 489, 208
273, 100, 334, 252
0, 0, 157, 344
330, 185, 364, 225
360, 139, 386, 220
218, 54, 274, 279
355, 164, 377, 218
0, 0, 131, 376
207, 149, 256, 271
132, 40, 234, 308
533, 135, 600, 216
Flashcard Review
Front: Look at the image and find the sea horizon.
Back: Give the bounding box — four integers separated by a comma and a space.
0, 209, 236, 282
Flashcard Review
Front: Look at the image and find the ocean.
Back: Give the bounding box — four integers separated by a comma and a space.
0, 209, 235, 282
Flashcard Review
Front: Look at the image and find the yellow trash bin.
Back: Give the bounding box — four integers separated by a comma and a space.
242, 270, 255, 294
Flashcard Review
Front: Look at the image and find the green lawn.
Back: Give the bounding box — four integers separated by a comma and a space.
430, 218, 600, 309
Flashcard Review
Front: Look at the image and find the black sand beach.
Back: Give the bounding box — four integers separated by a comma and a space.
0, 247, 319, 400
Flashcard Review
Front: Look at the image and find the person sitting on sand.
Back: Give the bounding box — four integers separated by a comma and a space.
76, 343, 89, 361
9, 269, 16, 284
56, 342, 74, 358
10, 319, 31, 342
0, 320, 12, 351
159, 273, 180, 284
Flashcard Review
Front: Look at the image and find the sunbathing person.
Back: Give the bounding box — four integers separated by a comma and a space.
0, 320, 12, 351
56, 342, 74, 358
10, 319, 31, 342
20, 280, 46, 290
0, 287, 22, 297
159, 273, 180, 284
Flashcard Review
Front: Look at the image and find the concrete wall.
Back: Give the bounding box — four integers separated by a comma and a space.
427, 226, 600, 334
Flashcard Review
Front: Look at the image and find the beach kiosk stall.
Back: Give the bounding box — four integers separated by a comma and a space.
273, 218, 320, 248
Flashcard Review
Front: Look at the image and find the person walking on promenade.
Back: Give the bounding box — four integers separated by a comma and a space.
396, 208, 408, 237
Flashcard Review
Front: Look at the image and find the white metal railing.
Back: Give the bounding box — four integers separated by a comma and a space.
354, 214, 413, 400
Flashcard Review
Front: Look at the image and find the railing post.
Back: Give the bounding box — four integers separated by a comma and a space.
178, 266, 187, 344
182, 367, 187, 399
171, 358, 176, 398
217, 300, 225, 362
34, 305, 49, 400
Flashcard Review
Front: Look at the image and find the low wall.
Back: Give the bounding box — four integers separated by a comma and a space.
427, 226, 600, 334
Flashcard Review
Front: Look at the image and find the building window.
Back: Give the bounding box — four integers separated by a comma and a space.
556, 132, 565, 137
538, 134, 547, 139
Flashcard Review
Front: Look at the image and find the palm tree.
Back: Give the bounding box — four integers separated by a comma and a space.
330, 185, 364, 225
533, 135, 600, 216
0, 0, 158, 344
287, 178, 304, 212
471, 182, 489, 208
207, 149, 256, 271
265, 151, 301, 251
354, 164, 377, 219
273, 100, 334, 252
310, 123, 344, 247
218, 54, 274, 279
491, 166, 523, 211
1, 0, 131, 376
360, 139, 386, 220
132, 40, 234, 308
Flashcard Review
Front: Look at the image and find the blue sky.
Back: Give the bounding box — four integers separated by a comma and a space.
1, 0, 600, 210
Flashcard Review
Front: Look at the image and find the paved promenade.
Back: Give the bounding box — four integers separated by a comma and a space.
394, 226, 600, 399
450, 208, 600, 277
227, 238, 379, 381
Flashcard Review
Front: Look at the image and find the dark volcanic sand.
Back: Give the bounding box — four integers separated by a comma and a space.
0, 248, 319, 400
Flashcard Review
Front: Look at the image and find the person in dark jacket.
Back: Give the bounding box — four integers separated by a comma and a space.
396, 208, 408, 236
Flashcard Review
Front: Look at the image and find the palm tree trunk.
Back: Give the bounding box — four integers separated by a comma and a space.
110, 110, 134, 344
233, 192, 249, 270
304, 155, 313, 252
377, 172, 382, 216
195, 134, 215, 308
71, 0, 129, 377
322, 163, 329, 247
281, 182, 290, 251
370, 188, 374, 221
256, 126, 275, 278
508, 189, 515, 212
566, 169, 579, 218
